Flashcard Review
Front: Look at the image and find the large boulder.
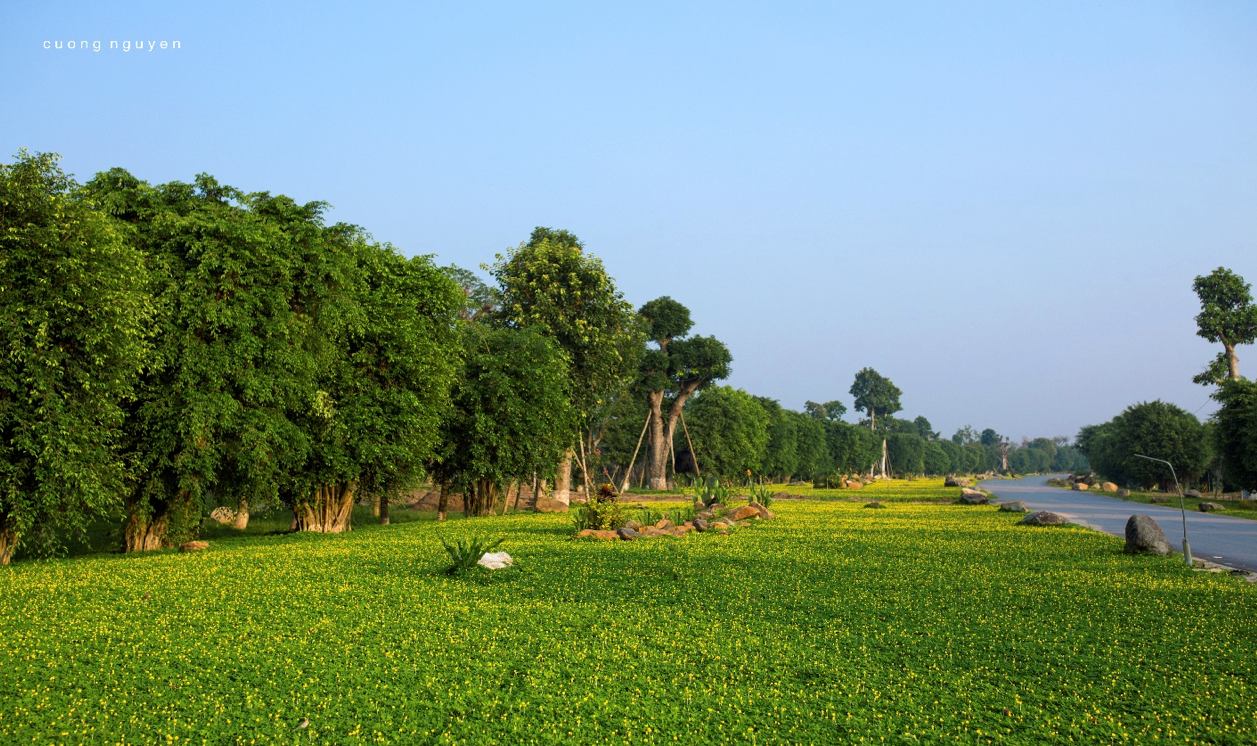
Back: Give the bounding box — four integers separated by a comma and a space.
179, 541, 209, 552
535, 497, 569, 513
1186, 489, 1203, 498
1117, 489, 1131, 497
1124, 515, 1171, 556
1102, 482, 1119, 493
1198, 502, 1224, 513
845, 480, 863, 490
998, 501, 1028, 513
945, 476, 971, 487
730, 505, 761, 521
747, 502, 776, 520
616, 527, 641, 541
692, 518, 709, 532
1149, 495, 1171, 504
1021, 511, 1068, 526
1073, 483, 1089, 491
959, 488, 989, 505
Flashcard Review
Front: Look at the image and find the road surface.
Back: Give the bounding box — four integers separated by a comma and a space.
979, 475, 1257, 573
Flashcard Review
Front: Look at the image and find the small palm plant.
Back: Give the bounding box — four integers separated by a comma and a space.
749, 482, 773, 508
439, 536, 504, 576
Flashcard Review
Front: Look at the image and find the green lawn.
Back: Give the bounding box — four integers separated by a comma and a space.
2, 490, 1254, 744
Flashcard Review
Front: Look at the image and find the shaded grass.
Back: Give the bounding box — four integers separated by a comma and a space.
1, 486, 1254, 744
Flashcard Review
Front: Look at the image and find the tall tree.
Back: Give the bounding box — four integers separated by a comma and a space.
1192, 267, 1257, 383
849, 368, 902, 477
0, 151, 151, 564
88, 170, 330, 551
489, 229, 642, 503
291, 241, 464, 532
637, 297, 732, 490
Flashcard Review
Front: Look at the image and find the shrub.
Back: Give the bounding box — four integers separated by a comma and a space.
439, 536, 504, 576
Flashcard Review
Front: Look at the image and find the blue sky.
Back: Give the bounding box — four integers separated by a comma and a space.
3, 1, 1254, 440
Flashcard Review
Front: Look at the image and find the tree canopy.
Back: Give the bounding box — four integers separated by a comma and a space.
1192, 267, 1257, 383
0, 151, 151, 564
849, 368, 902, 430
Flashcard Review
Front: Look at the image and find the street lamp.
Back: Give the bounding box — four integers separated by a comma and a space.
1133, 454, 1192, 566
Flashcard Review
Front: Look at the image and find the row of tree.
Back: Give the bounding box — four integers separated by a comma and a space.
1077, 267, 1257, 493
0, 151, 1084, 564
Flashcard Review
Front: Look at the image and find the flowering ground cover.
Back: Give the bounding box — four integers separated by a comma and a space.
2, 489, 1254, 744
769, 476, 962, 502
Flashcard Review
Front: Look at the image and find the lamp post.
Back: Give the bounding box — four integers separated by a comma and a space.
1133, 454, 1192, 566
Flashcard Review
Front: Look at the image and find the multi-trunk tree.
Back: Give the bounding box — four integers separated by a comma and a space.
0, 151, 151, 564
637, 297, 732, 490
431, 325, 575, 516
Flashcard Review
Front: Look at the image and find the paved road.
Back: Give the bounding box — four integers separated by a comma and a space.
979, 475, 1257, 573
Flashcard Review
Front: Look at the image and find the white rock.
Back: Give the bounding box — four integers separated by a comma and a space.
477, 552, 514, 570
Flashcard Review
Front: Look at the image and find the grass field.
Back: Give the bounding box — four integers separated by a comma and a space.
2, 483, 1255, 744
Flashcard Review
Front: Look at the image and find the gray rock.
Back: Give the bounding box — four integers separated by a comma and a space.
1021, 511, 1068, 526
1149, 495, 1171, 504
692, 518, 709, 532
998, 501, 1027, 513
616, 527, 641, 541
1117, 489, 1131, 497
1186, 489, 1202, 498
1124, 514, 1171, 556
1198, 502, 1224, 512
959, 489, 989, 505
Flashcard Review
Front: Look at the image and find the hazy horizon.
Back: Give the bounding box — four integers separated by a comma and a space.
3, 1, 1254, 441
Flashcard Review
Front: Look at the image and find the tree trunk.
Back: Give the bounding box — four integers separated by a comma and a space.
437, 482, 449, 521
1226, 343, 1240, 381
553, 449, 574, 505
372, 494, 381, 517
293, 482, 356, 533
125, 508, 170, 552
0, 517, 15, 566
466, 479, 499, 517
646, 391, 668, 489
231, 499, 250, 531
379, 493, 390, 525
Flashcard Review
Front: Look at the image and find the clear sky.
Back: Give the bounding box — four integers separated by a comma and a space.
3, 1, 1254, 441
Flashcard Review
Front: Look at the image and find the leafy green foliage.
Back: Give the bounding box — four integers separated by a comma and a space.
439, 535, 504, 575
572, 486, 626, 531
489, 231, 642, 419
1192, 266, 1257, 382
1078, 401, 1209, 490
849, 367, 902, 430
433, 325, 576, 515
682, 386, 769, 479
804, 400, 847, 421
1211, 378, 1257, 492
0, 151, 151, 562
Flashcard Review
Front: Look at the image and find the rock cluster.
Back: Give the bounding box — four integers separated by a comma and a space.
576, 502, 777, 542
944, 476, 971, 488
